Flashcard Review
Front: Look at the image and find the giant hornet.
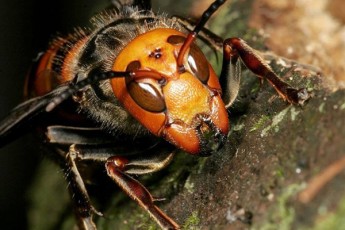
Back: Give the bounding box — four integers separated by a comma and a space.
0, 0, 310, 229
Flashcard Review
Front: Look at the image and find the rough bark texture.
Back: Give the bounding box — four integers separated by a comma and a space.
18, 0, 345, 229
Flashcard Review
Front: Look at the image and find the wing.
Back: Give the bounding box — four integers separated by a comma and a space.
0, 68, 133, 148
0, 85, 69, 147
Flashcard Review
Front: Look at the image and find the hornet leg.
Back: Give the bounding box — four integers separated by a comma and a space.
105, 148, 179, 229
220, 37, 310, 107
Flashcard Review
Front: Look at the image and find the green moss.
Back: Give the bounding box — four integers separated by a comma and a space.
182, 211, 200, 230
97, 201, 159, 230
340, 101, 345, 110
254, 184, 305, 230
311, 196, 345, 230
250, 115, 270, 132
27, 159, 74, 230
233, 122, 245, 131
304, 79, 315, 92
290, 107, 301, 121
275, 167, 285, 179
261, 107, 290, 137
318, 102, 325, 113
184, 175, 195, 193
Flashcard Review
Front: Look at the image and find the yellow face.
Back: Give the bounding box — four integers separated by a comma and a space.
112, 28, 229, 155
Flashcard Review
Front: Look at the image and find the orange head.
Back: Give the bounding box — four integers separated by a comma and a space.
111, 28, 229, 155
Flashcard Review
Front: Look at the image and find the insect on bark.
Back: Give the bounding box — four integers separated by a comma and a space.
0, 0, 310, 229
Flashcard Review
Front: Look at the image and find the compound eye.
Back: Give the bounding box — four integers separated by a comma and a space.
187, 44, 210, 84
167, 35, 209, 84
125, 61, 166, 113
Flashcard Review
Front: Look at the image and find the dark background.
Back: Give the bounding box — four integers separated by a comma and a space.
0, 0, 191, 229
0, 1, 107, 229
